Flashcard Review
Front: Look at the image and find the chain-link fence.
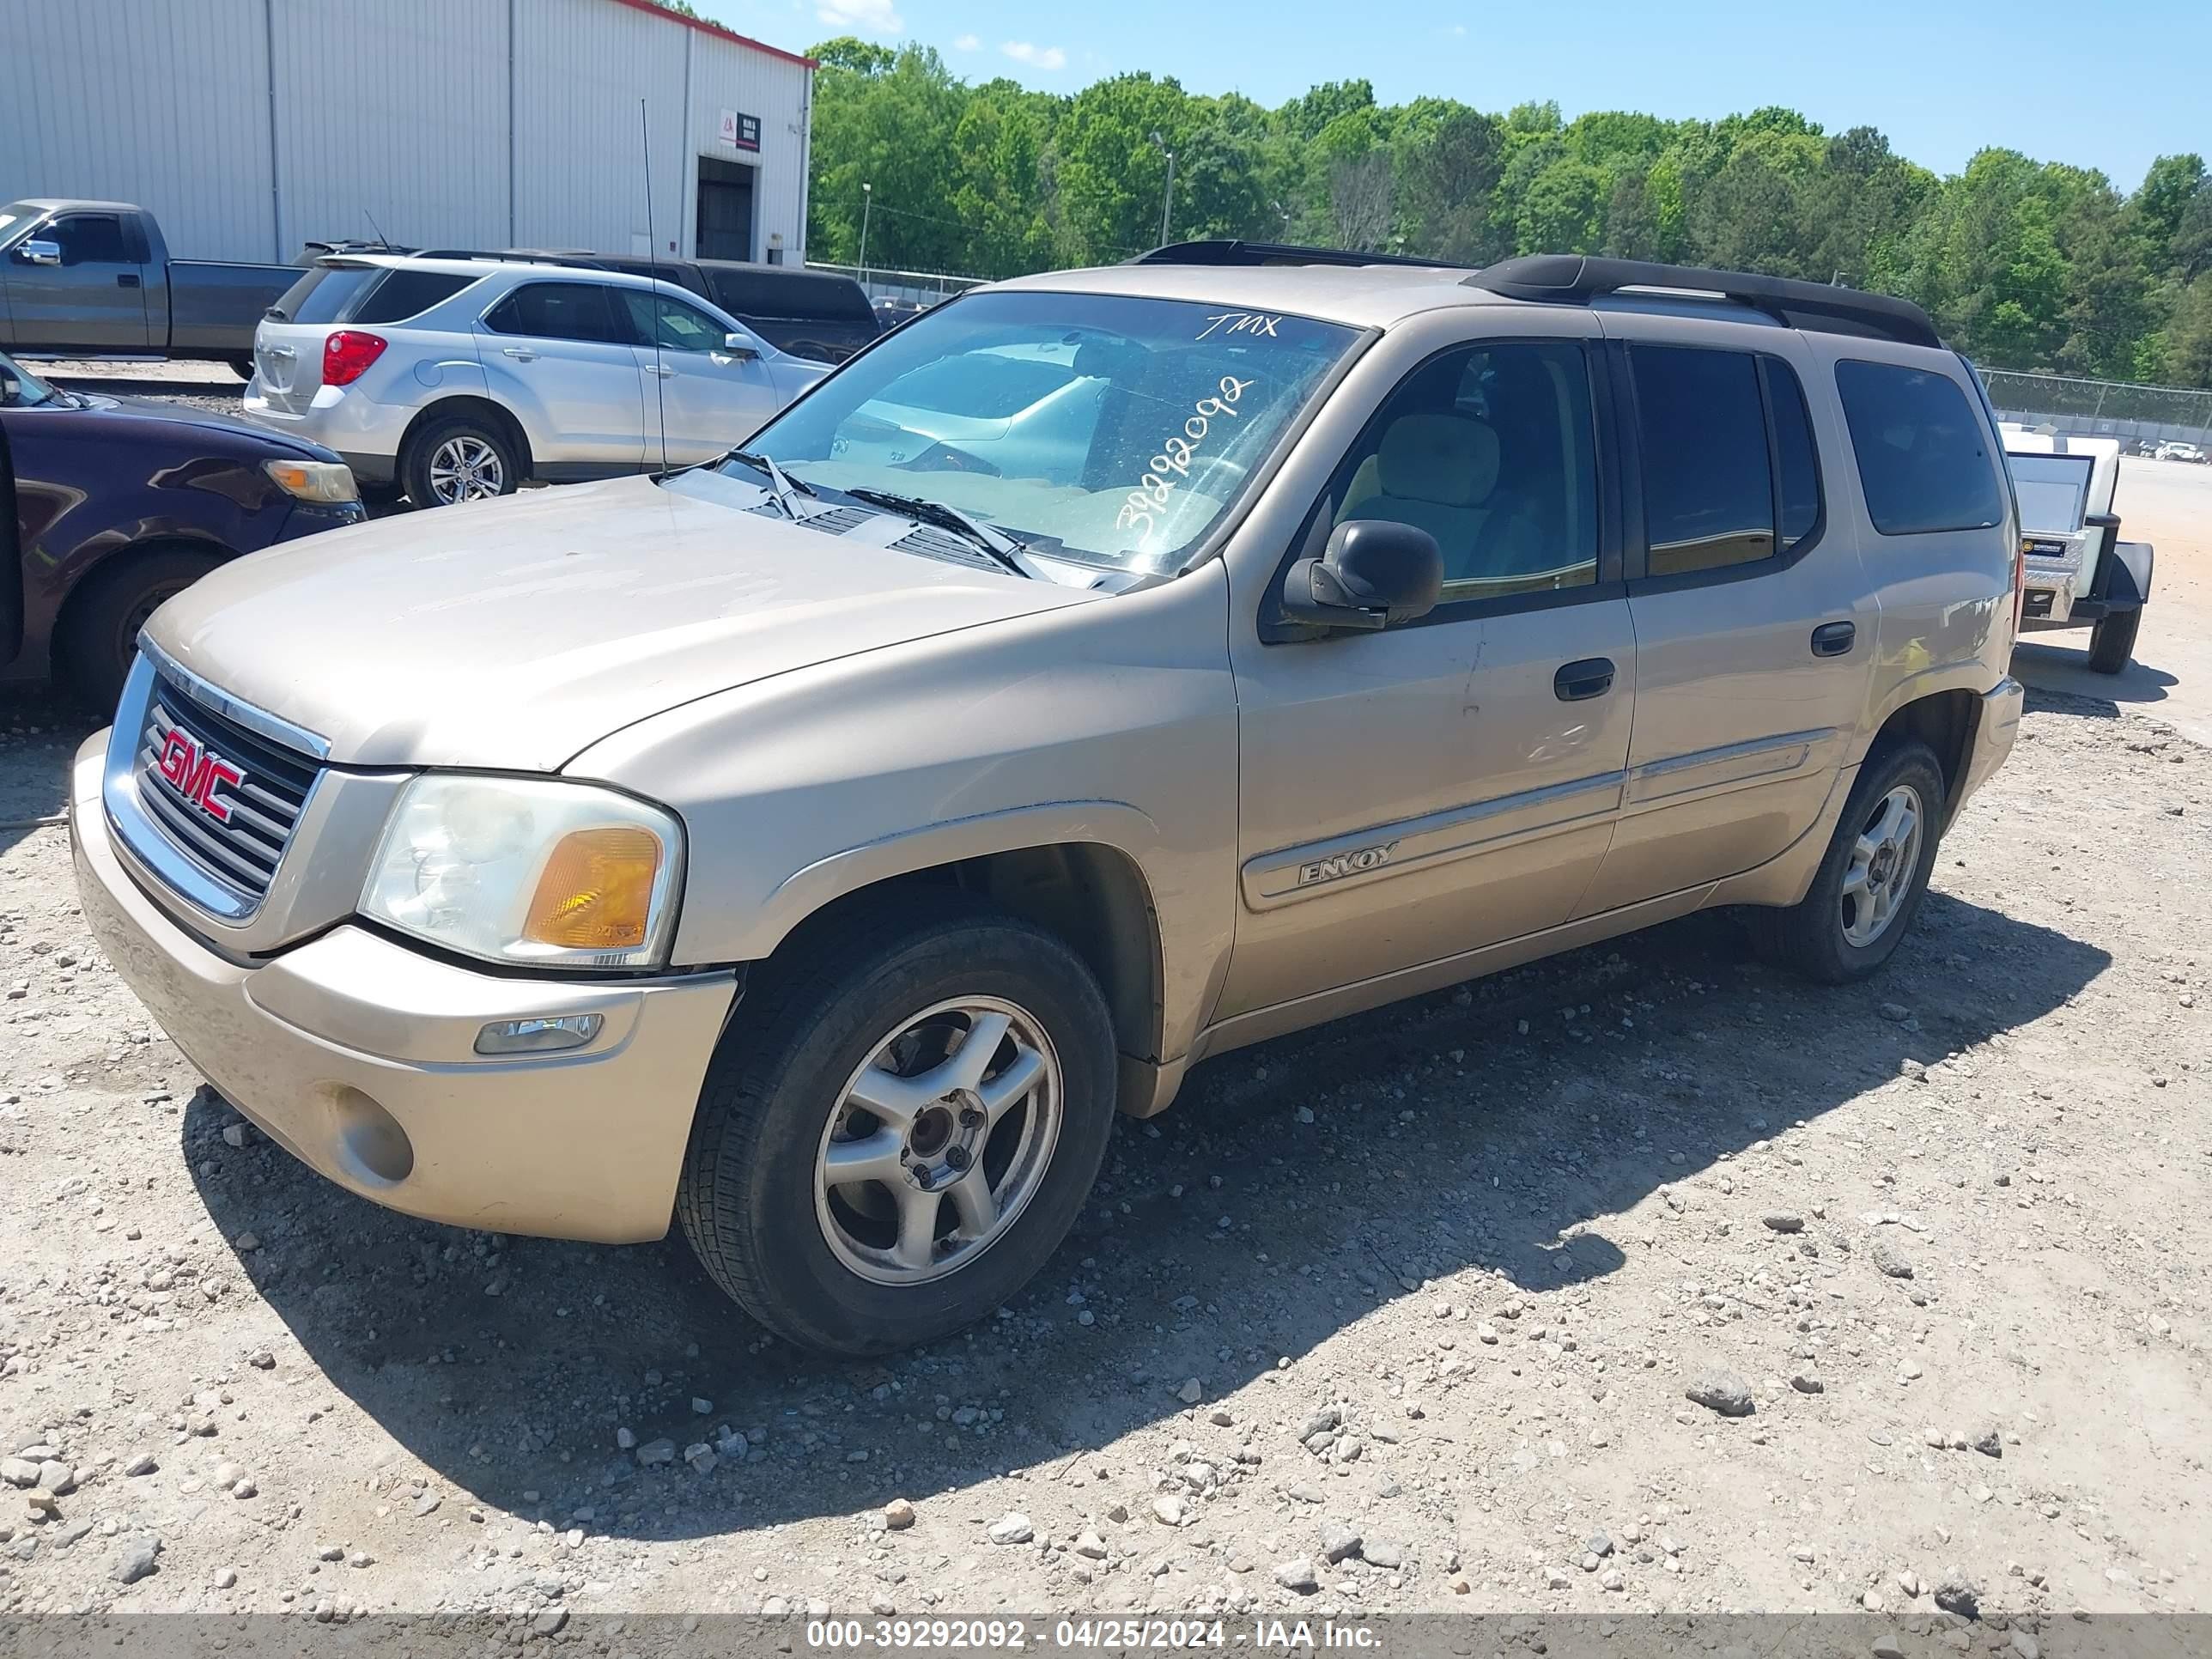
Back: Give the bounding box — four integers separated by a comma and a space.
1980, 368, 2212, 448
805, 260, 988, 312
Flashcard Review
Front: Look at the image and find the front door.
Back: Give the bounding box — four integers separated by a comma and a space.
1219, 327, 1636, 1022
8, 210, 151, 351
618, 286, 786, 463
1572, 324, 1875, 916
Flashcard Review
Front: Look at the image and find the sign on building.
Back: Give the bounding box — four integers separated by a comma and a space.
717, 109, 762, 152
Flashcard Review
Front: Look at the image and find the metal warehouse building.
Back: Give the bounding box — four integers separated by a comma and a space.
0, 0, 814, 266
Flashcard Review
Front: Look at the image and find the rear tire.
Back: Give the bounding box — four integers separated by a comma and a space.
227, 356, 257, 383
2086, 607, 2140, 675
676, 892, 1119, 1357
56, 545, 224, 711
1748, 740, 1946, 986
400, 410, 520, 508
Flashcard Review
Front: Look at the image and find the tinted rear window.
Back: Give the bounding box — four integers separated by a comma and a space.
705, 266, 875, 325
349, 270, 477, 325
483, 281, 628, 343
275, 264, 380, 324
1632, 345, 1776, 574
1835, 360, 2006, 536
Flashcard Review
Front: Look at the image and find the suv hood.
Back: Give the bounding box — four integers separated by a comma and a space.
145, 474, 1100, 770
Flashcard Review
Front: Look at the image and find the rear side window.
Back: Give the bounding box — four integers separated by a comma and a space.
1769, 362, 1822, 550
1630, 346, 1825, 576
350, 270, 477, 325
274, 264, 379, 324
707, 267, 874, 325
1632, 346, 1775, 574
483, 282, 628, 344
1834, 360, 2005, 536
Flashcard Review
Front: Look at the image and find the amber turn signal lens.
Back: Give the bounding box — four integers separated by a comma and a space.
522, 828, 662, 951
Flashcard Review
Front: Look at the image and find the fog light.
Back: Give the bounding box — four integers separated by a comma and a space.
474, 1013, 604, 1055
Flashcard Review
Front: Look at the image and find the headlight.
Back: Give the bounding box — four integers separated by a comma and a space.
263, 458, 360, 504
361, 775, 684, 970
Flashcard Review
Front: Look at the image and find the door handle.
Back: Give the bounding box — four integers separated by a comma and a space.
501, 346, 537, 362
649, 363, 676, 378
117, 272, 141, 289
1811, 621, 1856, 657
1554, 657, 1615, 702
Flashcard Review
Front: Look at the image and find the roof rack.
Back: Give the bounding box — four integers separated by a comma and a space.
1132, 240, 1468, 271
1463, 254, 1941, 349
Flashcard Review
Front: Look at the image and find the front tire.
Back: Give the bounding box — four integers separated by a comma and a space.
2087, 607, 2140, 675
400, 411, 520, 508
56, 545, 223, 711
1749, 740, 1946, 985
677, 893, 1118, 1357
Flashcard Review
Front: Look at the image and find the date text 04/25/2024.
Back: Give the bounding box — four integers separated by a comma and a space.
805, 1618, 1381, 1650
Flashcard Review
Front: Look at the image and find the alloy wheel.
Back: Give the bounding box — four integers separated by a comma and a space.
1840, 782, 1923, 948
812, 996, 1062, 1285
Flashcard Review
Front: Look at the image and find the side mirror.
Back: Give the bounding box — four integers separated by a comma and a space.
16, 240, 62, 268
0, 372, 19, 405
1280, 519, 1443, 632
720, 332, 760, 362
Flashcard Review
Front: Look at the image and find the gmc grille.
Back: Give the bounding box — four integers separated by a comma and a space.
135, 680, 321, 905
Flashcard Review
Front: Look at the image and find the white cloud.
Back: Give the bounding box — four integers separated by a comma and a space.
814, 0, 902, 34
1447, 21, 1467, 33
952, 32, 981, 50
1000, 40, 1067, 70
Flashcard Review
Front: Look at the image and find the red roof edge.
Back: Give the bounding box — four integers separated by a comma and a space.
599, 0, 818, 69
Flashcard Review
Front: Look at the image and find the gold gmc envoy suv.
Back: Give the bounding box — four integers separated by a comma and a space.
70, 246, 2026, 1355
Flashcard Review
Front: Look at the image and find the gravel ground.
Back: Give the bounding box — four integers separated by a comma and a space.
1, 386, 2207, 1637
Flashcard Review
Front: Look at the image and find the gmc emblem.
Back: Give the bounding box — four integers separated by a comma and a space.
156, 730, 245, 824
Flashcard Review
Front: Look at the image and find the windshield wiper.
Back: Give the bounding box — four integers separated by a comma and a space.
725, 448, 815, 520
843, 487, 1032, 577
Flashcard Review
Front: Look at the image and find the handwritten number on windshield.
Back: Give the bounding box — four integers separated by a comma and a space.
1116, 375, 1257, 543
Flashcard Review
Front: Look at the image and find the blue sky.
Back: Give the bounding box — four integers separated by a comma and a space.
702, 0, 2208, 191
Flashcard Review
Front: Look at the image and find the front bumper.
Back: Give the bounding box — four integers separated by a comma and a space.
70, 733, 738, 1243
1955, 676, 2025, 816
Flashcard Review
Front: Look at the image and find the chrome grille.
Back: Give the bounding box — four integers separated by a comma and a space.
134, 679, 320, 905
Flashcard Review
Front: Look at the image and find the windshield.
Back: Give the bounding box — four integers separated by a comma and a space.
2005, 452, 2094, 532
0, 203, 40, 252
732, 290, 1362, 569
0, 349, 58, 408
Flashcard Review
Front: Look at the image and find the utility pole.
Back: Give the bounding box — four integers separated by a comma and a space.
859, 182, 872, 285
1149, 132, 1175, 246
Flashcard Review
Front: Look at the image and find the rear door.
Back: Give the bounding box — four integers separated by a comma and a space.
7, 210, 151, 351
1574, 319, 1873, 915
616, 283, 785, 464
477, 281, 647, 474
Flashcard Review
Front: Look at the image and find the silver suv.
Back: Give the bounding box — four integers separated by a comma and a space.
72, 246, 2025, 1356
244, 255, 826, 506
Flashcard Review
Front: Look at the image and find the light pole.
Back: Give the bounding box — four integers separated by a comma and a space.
1148, 131, 1175, 246
859, 182, 872, 285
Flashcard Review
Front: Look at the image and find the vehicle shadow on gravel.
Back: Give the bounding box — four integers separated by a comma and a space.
0, 691, 96, 857
184, 890, 2110, 1544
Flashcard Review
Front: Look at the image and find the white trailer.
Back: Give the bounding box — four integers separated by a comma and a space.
2001, 426, 2154, 674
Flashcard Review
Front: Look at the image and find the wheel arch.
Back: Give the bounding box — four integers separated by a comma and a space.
398, 396, 534, 483
50, 533, 231, 660
1867, 687, 1977, 825
747, 828, 1168, 1110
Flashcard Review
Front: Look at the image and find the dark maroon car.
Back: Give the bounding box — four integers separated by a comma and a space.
1, 349, 365, 706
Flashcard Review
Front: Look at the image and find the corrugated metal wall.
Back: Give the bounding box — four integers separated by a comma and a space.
0, 0, 811, 264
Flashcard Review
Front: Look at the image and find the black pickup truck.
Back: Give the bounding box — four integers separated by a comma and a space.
0, 199, 298, 380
